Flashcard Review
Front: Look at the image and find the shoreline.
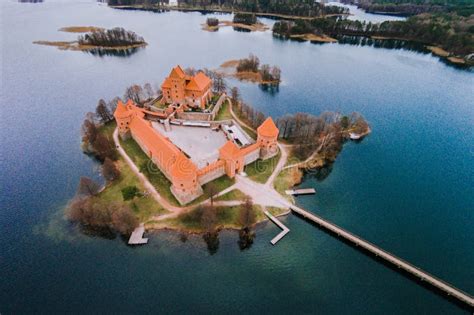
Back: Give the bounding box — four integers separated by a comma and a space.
33, 40, 148, 51
201, 20, 269, 32
218, 59, 281, 85
110, 4, 348, 20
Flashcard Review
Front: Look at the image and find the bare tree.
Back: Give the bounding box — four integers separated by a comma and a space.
110, 204, 138, 235
143, 83, 154, 100
239, 197, 256, 229
96, 99, 113, 123
107, 97, 121, 114
230, 86, 240, 105
213, 73, 227, 94
205, 182, 219, 207
76, 177, 101, 197
81, 118, 98, 146
102, 158, 121, 182
91, 133, 118, 161
124, 84, 143, 104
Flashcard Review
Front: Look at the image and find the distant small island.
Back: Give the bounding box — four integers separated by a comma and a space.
202, 13, 269, 32
34, 27, 147, 54
217, 54, 281, 86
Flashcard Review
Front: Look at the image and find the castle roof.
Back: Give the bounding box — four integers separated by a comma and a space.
169, 65, 186, 79
170, 154, 197, 181
257, 117, 279, 138
114, 100, 130, 119
219, 140, 240, 159
128, 114, 196, 181
186, 72, 211, 91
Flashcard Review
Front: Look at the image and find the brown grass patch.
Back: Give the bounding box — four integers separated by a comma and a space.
59, 26, 105, 33
290, 33, 337, 43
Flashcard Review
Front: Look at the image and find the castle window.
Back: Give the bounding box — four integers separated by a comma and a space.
181, 184, 184, 187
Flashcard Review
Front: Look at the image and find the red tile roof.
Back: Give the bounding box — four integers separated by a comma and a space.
186, 71, 211, 91
169, 65, 186, 79
257, 117, 279, 138
219, 140, 240, 159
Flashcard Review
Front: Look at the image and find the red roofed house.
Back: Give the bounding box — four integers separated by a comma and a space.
161, 65, 212, 109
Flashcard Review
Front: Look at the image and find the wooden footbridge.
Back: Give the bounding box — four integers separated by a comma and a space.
290, 205, 474, 309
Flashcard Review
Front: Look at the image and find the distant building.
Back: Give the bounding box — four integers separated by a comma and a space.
114, 97, 279, 205
168, 0, 178, 6
161, 65, 212, 109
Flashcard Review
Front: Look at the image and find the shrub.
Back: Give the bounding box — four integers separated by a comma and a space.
121, 185, 140, 201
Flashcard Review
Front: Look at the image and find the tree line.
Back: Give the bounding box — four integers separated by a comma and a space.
342, 0, 474, 17
277, 112, 370, 162
107, 0, 348, 18
68, 177, 138, 237
273, 13, 474, 57
233, 13, 257, 25
78, 27, 146, 47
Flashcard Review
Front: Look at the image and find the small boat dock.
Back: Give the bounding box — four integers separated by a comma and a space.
285, 188, 316, 196
264, 210, 290, 245
128, 224, 148, 245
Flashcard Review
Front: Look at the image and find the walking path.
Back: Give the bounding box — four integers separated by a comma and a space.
115, 127, 474, 308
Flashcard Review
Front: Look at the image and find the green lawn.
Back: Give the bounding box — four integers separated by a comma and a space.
188, 175, 236, 205
96, 122, 167, 222
120, 136, 181, 206
215, 189, 247, 201
165, 204, 263, 231
215, 100, 232, 121
244, 151, 281, 183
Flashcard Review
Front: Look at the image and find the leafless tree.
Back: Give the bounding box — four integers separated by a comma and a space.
239, 197, 256, 229
143, 83, 155, 100
96, 99, 113, 123
76, 177, 101, 197
124, 84, 143, 104
102, 158, 121, 182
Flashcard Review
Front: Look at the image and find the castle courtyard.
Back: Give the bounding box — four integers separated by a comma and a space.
152, 122, 228, 168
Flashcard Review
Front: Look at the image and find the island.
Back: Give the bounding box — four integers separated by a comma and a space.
70, 64, 370, 251
34, 27, 147, 55
217, 54, 281, 86
202, 13, 269, 32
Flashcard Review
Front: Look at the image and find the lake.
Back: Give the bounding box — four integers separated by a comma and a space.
1, 1, 473, 314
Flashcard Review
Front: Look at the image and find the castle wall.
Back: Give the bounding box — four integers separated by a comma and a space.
171, 184, 203, 205
243, 147, 260, 165
197, 161, 226, 185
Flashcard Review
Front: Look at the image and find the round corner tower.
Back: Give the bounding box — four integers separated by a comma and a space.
257, 117, 279, 160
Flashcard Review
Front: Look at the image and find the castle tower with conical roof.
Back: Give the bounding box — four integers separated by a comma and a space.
257, 117, 279, 159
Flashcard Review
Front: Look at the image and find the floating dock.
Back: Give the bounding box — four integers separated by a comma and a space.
264, 210, 290, 245
285, 188, 316, 196
128, 224, 148, 245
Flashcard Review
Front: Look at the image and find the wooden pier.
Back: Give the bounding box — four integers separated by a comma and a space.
290, 205, 474, 308
264, 210, 290, 245
285, 188, 316, 196
128, 224, 148, 245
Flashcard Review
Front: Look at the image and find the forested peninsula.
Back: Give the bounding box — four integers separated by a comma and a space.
273, 13, 474, 65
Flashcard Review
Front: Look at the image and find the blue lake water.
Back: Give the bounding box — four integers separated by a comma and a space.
1, 1, 473, 313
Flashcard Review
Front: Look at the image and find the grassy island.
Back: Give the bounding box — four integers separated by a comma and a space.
68, 62, 370, 252
34, 27, 147, 55
218, 55, 282, 86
